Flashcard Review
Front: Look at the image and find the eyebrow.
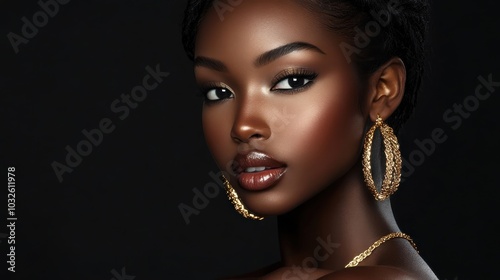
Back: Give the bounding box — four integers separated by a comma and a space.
194, 41, 325, 72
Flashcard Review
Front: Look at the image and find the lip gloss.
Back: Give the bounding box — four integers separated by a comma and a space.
238, 167, 287, 191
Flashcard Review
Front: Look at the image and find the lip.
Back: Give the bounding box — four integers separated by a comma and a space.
233, 151, 287, 191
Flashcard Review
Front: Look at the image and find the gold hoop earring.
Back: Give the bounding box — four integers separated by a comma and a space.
221, 175, 264, 220
362, 115, 402, 201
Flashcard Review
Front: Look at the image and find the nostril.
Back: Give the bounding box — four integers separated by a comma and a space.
231, 135, 242, 143
232, 133, 264, 143
231, 118, 271, 143
250, 133, 263, 139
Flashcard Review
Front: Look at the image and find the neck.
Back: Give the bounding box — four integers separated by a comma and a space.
276, 160, 401, 270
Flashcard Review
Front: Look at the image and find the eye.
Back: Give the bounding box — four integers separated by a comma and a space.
272, 76, 314, 90
205, 87, 233, 101
270, 68, 318, 92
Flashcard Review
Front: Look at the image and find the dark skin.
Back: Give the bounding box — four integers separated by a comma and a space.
193, 1, 438, 279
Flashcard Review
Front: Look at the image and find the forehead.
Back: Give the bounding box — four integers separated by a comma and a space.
194, 0, 340, 62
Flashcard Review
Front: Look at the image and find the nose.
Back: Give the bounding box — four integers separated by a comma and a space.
230, 97, 271, 143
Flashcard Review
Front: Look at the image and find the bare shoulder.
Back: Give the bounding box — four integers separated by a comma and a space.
317, 265, 438, 280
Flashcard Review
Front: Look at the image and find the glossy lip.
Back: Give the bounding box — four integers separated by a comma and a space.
233, 151, 287, 191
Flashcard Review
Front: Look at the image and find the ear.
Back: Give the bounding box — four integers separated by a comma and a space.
366, 57, 406, 122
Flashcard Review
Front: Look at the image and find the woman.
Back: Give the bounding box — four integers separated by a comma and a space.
182, 0, 439, 279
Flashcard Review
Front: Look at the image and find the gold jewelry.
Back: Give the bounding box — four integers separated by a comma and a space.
362, 115, 402, 200
221, 175, 264, 220
345, 232, 418, 268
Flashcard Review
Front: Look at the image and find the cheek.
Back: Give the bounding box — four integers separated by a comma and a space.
282, 79, 365, 182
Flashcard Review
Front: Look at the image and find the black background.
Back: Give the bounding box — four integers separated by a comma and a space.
2, 0, 500, 279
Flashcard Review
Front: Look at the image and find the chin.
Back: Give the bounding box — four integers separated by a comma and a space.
238, 187, 312, 217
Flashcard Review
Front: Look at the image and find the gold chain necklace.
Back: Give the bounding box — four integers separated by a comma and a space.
345, 232, 418, 268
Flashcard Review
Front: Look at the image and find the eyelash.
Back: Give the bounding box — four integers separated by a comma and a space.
271, 68, 318, 93
199, 68, 318, 104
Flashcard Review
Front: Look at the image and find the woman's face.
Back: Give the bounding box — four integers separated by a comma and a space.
194, 0, 368, 216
